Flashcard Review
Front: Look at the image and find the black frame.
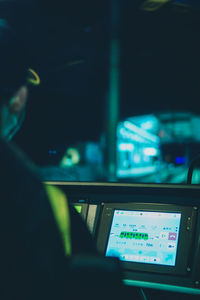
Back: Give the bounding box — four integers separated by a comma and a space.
96, 202, 197, 276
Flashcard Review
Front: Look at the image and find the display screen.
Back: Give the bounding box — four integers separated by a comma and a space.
105, 210, 181, 266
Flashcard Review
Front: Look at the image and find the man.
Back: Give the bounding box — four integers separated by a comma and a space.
0, 19, 97, 300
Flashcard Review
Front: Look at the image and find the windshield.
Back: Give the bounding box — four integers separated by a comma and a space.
6, 0, 200, 184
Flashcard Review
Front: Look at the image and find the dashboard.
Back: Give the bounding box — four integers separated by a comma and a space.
45, 181, 200, 298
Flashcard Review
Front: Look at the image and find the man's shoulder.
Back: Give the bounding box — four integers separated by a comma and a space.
0, 137, 48, 213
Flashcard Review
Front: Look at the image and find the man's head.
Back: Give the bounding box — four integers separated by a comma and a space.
0, 19, 29, 140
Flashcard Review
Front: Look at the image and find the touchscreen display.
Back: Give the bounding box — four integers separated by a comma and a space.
105, 210, 181, 266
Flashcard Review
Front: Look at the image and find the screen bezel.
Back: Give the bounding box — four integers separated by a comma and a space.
96, 203, 197, 276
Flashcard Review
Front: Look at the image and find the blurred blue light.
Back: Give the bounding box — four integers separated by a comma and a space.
143, 147, 158, 156
175, 157, 186, 164
133, 154, 141, 163
119, 127, 145, 143
117, 166, 157, 177
141, 121, 153, 130
48, 150, 57, 154
118, 143, 134, 151
124, 121, 159, 143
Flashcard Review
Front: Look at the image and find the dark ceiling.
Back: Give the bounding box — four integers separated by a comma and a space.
1, 1, 200, 103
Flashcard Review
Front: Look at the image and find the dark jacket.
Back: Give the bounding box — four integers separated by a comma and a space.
0, 138, 96, 300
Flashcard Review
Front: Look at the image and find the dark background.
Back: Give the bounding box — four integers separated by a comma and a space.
1, 0, 200, 165
121, 0, 200, 118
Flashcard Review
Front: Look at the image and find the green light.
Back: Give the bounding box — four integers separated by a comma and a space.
74, 205, 82, 214
28, 68, 40, 85
120, 231, 148, 240
140, 0, 170, 12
